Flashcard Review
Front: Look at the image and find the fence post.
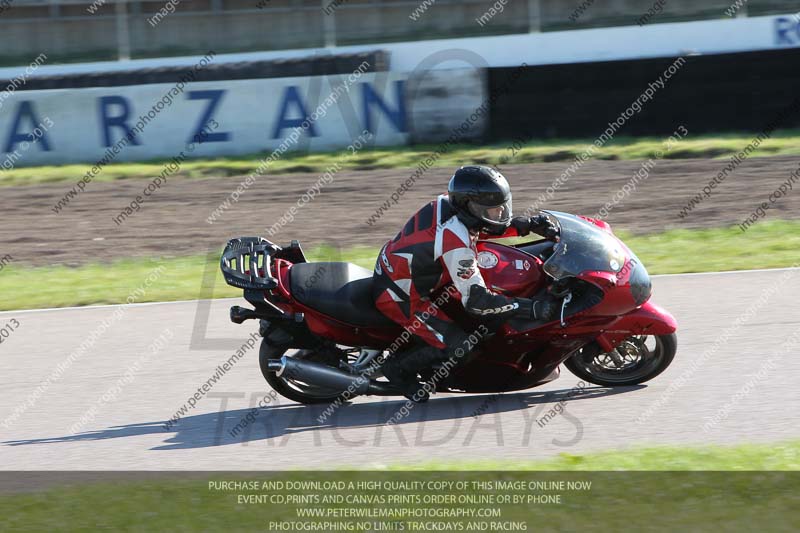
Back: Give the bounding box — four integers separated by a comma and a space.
115, 0, 132, 61
321, 0, 336, 47
528, 0, 541, 32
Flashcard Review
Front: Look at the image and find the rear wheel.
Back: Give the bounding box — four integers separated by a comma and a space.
563, 333, 677, 387
259, 341, 349, 405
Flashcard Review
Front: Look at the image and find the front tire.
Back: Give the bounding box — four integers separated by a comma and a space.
564, 333, 677, 387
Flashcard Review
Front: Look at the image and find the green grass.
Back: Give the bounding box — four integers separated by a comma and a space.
0, 246, 378, 311
1, 221, 797, 311
616, 219, 800, 274
403, 440, 800, 471
1, 441, 798, 532
5, 129, 800, 186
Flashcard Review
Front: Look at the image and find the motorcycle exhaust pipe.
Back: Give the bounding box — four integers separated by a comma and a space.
267, 356, 400, 396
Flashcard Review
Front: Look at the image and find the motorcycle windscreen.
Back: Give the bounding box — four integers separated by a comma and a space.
541, 211, 628, 280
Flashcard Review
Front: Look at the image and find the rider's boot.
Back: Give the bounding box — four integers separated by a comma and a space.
381, 345, 445, 403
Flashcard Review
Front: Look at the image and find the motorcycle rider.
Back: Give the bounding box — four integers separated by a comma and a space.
373, 165, 560, 402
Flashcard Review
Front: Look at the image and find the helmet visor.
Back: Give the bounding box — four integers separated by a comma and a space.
467, 198, 513, 226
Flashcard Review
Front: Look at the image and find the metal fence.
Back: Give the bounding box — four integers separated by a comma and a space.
0, 0, 796, 64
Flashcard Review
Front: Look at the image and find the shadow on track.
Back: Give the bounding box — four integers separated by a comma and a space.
3, 385, 640, 451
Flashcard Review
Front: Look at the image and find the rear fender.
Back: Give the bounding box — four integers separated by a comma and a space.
595, 301, 677, 351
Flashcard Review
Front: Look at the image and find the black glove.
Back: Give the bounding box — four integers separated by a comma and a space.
514, 297, 559, 321
529, 214, 559, 241
511, 215, 559, 240
510, 216, 533, 237
531, 299, 559, 321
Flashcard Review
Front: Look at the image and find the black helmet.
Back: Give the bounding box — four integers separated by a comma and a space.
448, 165, 513, 233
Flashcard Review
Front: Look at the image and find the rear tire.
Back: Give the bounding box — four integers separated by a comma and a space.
564, 333, 677, 387
259, 340, 347, 405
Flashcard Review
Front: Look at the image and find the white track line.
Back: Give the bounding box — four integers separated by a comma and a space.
2, 267, 798, 316
651, 266, 799, 278
1, 298, 240, 315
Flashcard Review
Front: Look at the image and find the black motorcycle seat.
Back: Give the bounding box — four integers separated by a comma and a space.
290, 262, 396, 327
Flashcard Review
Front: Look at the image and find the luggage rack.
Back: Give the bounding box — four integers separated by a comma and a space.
220, 237, 281, 290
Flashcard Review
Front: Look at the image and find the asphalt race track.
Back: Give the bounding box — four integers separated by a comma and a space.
1, 268, 798, 470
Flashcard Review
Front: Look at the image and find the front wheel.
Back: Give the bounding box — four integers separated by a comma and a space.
563, 333, 677, 387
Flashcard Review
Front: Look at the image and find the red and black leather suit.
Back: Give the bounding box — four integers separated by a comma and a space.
372, 194, 539, 351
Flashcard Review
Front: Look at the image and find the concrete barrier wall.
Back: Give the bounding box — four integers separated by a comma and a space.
0, 67, 488, 167
4, 12, 799, 167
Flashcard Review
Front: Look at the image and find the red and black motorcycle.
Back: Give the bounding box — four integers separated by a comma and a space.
220, 211, 677, 404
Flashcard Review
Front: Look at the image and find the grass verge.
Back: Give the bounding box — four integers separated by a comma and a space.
5, 129, 800, 186
400, 439, 800, 471
1, 220, 798, 311
0, 441, 798, 532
